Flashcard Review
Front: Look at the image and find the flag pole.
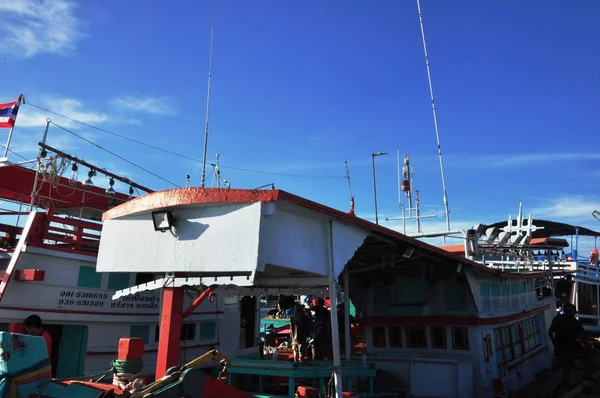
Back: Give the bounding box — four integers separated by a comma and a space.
2, 94, 23, 158
3, 127, 15, 158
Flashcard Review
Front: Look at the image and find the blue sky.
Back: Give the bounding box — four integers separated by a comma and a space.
0, 0, 599, 252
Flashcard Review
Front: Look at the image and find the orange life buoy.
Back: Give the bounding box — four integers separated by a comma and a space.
591, 248, 599, 264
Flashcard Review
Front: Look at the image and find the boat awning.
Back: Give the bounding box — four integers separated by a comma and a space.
0, 164, 131, 220
97, 188, 545, 290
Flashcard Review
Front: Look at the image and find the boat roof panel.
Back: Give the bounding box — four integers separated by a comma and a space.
0, 164, 131, 220
483, 219, 600, 238
103, 188, 546, 280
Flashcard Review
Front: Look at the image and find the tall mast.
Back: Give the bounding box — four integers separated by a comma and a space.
416, 0, 451, 231
200, 5, 216, 188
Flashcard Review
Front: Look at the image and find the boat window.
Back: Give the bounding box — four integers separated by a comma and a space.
451, 327, 469, 350
108, 273, 130, 290
199, 322, 216, 340
389, 326, 402, 347
181, 323, 196, 341
130, 325, 150, 344
431, 326, 447, 349
135, 273, 155, 285
406, 327, 426, 348
372, 326, 386, 348
154, 323, 197, 342
493, 315, 542, 376
0, 258, 9, 271
77, 266, 102, 288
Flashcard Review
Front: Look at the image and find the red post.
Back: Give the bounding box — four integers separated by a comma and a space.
155, 287, 184, 380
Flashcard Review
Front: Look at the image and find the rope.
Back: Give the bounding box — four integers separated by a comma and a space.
111, 359, 145, 393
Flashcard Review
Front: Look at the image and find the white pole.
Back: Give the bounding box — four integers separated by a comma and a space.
2, 127, 14, 158
327, 220, 343, 398
200, 5, 216, 189
416, 0, 451, 232
343, 271, 351, 362
29, 119, 51, 211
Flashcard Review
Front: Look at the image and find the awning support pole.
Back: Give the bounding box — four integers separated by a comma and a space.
343, 270, 351, 361
327, 220, 343, 398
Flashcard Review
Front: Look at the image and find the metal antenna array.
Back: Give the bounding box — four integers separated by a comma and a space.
386, 151, 436, 234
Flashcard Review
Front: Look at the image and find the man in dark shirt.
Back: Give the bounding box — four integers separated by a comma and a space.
548, 303, 593, 387
555, 275, 573, 309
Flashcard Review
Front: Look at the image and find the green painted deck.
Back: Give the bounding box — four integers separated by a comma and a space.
228, 359, 376, 398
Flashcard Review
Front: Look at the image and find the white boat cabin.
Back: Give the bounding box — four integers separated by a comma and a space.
96, 187, 558, 398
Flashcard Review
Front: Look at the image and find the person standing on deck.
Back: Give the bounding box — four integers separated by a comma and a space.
23, 315, 52, 357
548, 303, 595, 388
311, 299, 333, 360
290, 303, 310, 362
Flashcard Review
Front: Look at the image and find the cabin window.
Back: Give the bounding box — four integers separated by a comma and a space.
480, 283, 491, 297
445, 282, 468, 311
135, 273, 155, 285
199, 322, 216, 340
519, 282, 527, 294
451, 327, 469, 350
389, 326, 402, 347
431, 326, 447, 349
502, 284, 510, 297
490, 284, 501, 297
372, 326, 386, 348
181, 323, 196, 341
130, 325, 150, 344
406, 327, 427, 348
77, 266, 102, 288
108, 273, 130, 290
493, 315, 542, 376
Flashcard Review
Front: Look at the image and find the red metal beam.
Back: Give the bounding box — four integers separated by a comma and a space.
155, 287, 184, 380
182, 285, 216, 319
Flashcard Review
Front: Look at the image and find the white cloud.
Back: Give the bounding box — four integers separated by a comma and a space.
19, 98, 108, 129
0, 0, 84, 58
447, 153, 600, 169
111, 96, 177, 116
531, 195, 600, 221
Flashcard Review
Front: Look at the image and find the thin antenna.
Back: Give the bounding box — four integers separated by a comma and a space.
200, 5, 216, 188
345, 161, 355, 216
416, 0, 451, 232
396, 150, 401, 207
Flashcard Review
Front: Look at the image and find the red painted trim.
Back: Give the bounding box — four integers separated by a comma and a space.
87, 342, 220, 356
0, 305, 159, 317
155, 287, 184, 380
101, 188, 544, 280
362, 304, 550, 327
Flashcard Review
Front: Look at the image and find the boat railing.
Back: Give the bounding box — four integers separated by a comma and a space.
576, 263, 600, 281
28, 213, 102, 256
0, 222, 24, 252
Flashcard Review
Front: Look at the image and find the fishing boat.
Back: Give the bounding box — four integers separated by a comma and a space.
0, 124, 238, 380
90, 187, 560, 398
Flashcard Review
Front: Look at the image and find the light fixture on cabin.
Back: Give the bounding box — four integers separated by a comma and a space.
402, 246, 415, 259
69, 164, 78, 185
84, 169, 96, 186
152, 209, 177, 233
106, 178, 116, 195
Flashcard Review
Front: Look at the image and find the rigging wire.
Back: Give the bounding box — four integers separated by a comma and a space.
48, 121, 181, 188
25, 102, 346, 180
0, 144, 28, 162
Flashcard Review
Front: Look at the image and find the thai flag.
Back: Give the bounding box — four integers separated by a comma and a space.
0, 95, 22, 129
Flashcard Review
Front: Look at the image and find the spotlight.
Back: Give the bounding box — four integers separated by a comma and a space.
84, 169, 96, 186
